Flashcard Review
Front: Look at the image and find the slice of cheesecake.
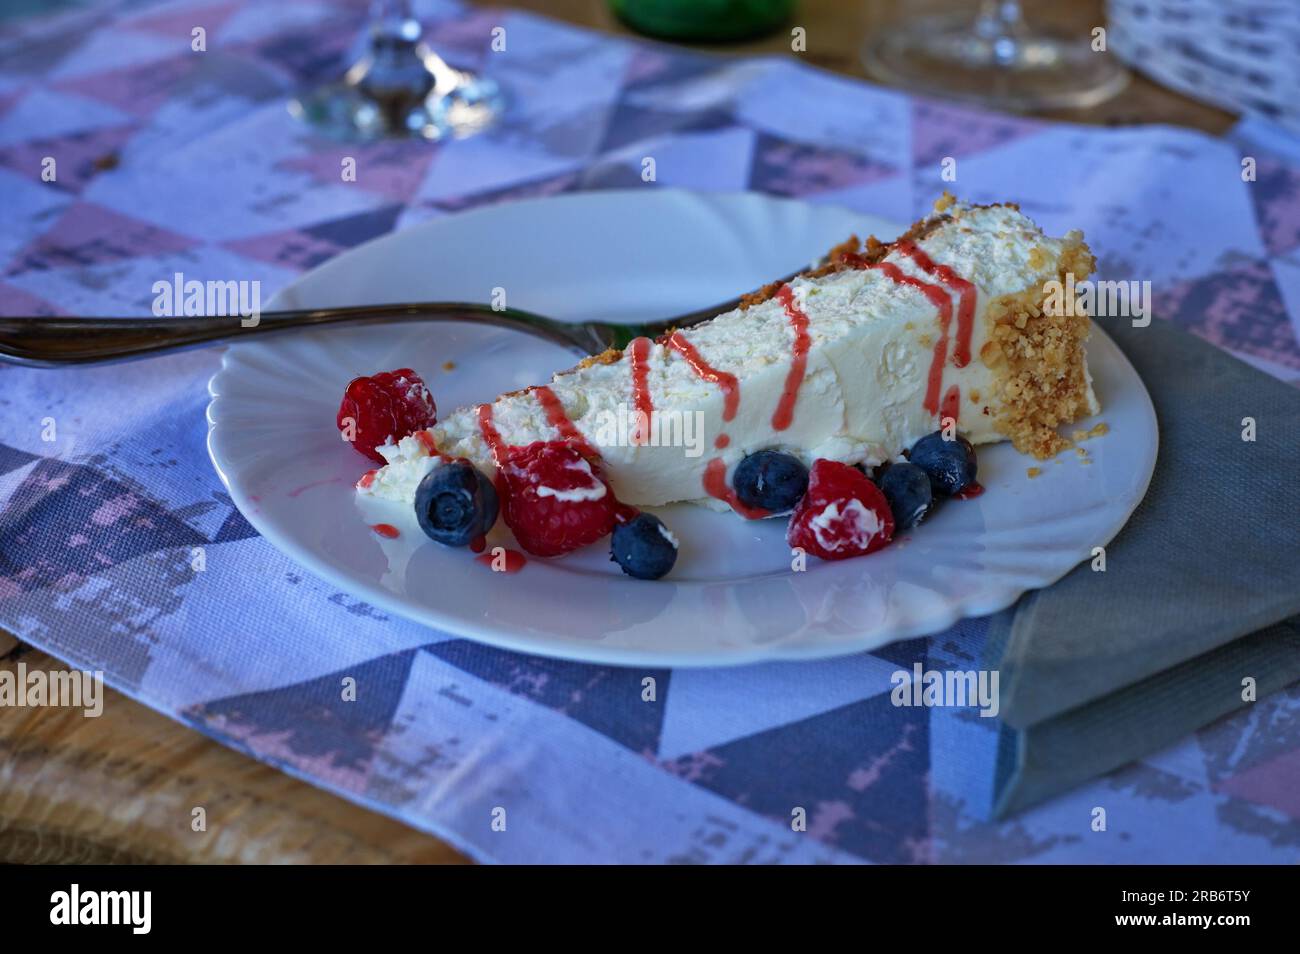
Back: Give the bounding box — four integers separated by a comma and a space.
361, 194, 1100, 512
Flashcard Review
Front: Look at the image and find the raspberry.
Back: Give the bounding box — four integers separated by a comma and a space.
787, 459, 894, 561
498, 441, 617, 556
337, 368, 437, 463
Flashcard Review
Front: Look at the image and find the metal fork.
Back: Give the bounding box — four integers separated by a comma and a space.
0, 275, 794, 367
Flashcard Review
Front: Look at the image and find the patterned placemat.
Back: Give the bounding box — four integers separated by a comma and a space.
1, 0, 1297, 862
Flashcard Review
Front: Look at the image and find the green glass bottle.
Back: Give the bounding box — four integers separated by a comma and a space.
610, 0, 795, 42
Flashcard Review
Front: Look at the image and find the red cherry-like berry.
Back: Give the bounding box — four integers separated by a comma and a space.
498, 441, 617, 557
787, 459, 894, 561
337, 368, 437, 463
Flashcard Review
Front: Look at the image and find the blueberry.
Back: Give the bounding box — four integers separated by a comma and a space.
908, 430, 977, 496
733, 450, 809, 513
610, 513, 678, 580
878, 462, 933, 530
414, 460, 498, 546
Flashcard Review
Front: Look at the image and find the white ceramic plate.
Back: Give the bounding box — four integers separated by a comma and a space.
207, 189, 1157, 667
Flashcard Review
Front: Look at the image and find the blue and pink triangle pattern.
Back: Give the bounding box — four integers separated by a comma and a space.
1, 0, 1299, 863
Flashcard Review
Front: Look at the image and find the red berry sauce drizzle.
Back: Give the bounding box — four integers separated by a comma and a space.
533, 385, 598, 458
468, 405, 516, 571
476, 404, 511, 468
628, 337, 655, 445
896, 240, 976, 369
687, 280, 808, 517
475, 547, 527, 573
414, 429, 439, 456
771, 285, 811, 431
461, 236, 985, 542
665, 329, 768, 518
845, 245, 983, 503
666, 332, 739, 420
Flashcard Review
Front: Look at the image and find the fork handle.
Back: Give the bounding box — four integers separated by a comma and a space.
0, 303, 611, 367
0, 266, 795, 367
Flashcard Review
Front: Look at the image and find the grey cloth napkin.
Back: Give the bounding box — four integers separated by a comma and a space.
981, 318, 1300, 817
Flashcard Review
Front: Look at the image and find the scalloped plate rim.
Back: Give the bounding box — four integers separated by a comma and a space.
206, 188, 1158, 667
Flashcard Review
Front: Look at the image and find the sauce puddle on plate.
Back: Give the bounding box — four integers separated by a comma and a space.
475, 547, 527, 573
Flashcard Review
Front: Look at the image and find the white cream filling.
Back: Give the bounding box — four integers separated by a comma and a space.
656, 522, 680, 550
809, 498, 878, 552
361, 203, 1096, 510
357, 433, 445, 500
534, 456, 607, 502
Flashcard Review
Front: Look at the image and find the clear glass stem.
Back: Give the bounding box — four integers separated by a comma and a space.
974, 1, 1025, 65
289, 0, 503, 141
975, 1, 1024, 34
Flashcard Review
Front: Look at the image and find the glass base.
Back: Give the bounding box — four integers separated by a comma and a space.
290, 64, 503, 142
863, 15, 1128, 112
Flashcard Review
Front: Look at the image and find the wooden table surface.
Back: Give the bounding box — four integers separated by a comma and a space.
0, 0, 1233, 865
